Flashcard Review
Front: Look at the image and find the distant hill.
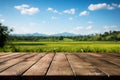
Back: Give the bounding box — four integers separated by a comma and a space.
11, 32, 78, 36
51, 32, 77, 36
11, 33, 47, 36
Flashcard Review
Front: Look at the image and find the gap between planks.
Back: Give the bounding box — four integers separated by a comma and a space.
0, 53, 119, 76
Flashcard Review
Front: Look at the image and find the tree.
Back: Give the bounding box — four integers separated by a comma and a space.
0, 23, 12, 48
59, 36, 64, 40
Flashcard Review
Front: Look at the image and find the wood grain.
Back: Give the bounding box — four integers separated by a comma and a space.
0, 53, 119, 76
47, 53, 74, 75
66, 53, 105, 75
77, 53, 120, 76
24, 53, 54, 75
0, 53, 45, 75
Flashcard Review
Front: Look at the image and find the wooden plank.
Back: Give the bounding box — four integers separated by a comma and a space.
106, 53, 120, 58
0, 53, 26, 63
0, 53, 36, 72
0, 53, 45, 75
23, 53, 55, 75
88, 53, 120, 67
47, 53, 74, 76
94, 53, 120, 59
0, 53, 21, 59
66, 53, 105, 75
77, 53, 120, 76
0, 53, 11, 57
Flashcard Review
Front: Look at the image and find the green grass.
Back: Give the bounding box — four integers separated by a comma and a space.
0, 41, 120, 53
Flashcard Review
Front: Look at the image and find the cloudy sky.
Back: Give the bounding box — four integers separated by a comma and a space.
0, 0, 120, 35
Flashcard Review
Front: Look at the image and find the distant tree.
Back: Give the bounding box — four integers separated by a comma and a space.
116, 32, 120, 41
59, 36, 64, 40
0, 23, 12, 48
91, 34, 100, 41
104, 32, 109, 36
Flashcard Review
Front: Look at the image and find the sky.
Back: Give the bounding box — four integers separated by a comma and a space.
0, 0, 120, 35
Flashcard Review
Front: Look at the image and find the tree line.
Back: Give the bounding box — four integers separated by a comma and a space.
9, 31, 120, 41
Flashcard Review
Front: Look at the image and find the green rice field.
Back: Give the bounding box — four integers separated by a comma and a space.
0, 41, 120, 53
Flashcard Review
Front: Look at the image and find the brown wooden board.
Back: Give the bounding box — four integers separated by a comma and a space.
0, 53, 119, 76
0, 53, 36, 72
23, 53, 54, 75
47, 53, 74, 76
106, 53, 120, 58
0, 53, 21, 59
0, 53, 26, 63
88, 53, 120, 67
66, 53, 105, 75
0, 53, 45, 75
0, 53, 11, 57
77, 53, 120, 76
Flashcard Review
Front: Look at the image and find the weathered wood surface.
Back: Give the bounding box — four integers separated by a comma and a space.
0, 53, 119, 76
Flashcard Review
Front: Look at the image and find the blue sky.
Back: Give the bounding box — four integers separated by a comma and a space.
0, 0, 120, 35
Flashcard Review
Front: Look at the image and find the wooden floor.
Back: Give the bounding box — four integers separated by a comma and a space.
0, 52, 120, 76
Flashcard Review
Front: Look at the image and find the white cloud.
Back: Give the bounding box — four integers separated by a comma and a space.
0, 19, 5, 23
63, 8, 75, 14
112, 3, 118, 7
104, 25, 117, 29
88, 21, 93, 24
89, 3, 120, 11
21, 7, 39, 15
86, 25, 92, 30
68, 17, 73, 20
118, 4, 120, 8
73, 25, 93, 31
29, 22, 38, 26
112, 3, 120, 8
104, 25, 118, 31
79, 10, 89, 16
53, 10, 59, 13
14, 4, 29, 10
46, 7, 60, 14
47, 7, 53, 11
70, 25, 100, 35
42, 21, 46, 24
74, 26, 84, 31
47, 7, 76, 15
88, 3, 114, 11
51, 16, 58, 20
14, 4, 39, 15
